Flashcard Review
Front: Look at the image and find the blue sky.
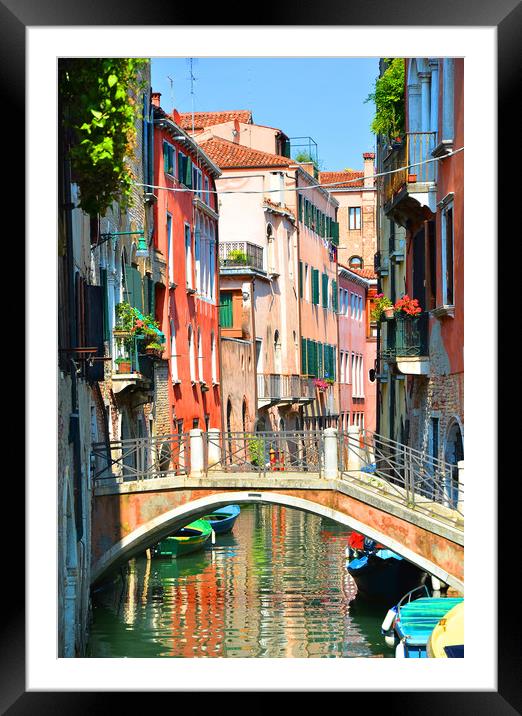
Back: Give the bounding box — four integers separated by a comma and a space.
151, 58, 380, 172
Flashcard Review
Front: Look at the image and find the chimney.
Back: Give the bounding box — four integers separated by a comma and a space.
363, 152, 375, 188
151, 91, 161, 107
172, 109, 182, 126
300, 162, 315, 178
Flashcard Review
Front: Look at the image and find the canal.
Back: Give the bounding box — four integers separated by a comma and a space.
87, 504, 392, 658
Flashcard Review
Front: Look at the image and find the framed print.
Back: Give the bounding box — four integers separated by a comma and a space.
3, 0, 518, 710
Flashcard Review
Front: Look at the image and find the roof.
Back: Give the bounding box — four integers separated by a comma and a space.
198, 135, 294, 169
177, 110, 252, 131
338, 262, 377, 282
319, 170, 364, 189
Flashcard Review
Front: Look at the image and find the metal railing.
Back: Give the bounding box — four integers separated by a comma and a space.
219, 241, 264, 272
205, 430, 324, 476
112, 331, 154, 377
380, 313, 429, 360
92, 432, 190, 484
383, 132, 437, 204
257, 373, 305, 400
338, 429, 463, 526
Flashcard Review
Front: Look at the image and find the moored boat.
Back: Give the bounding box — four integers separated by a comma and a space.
200, 505, 241, 534
153, 518, 213, 558
345, 532, 427, 604
426, 600, 464, 658
381, 585, 464, 658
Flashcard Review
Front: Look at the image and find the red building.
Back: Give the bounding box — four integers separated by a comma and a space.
152, 94, 222, 434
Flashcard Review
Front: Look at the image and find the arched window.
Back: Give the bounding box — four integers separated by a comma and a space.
197, 328, 203, 382
349, 255, 363, 270
188, 325, 196, 382
273, 329, 282, 374
266, 223, 275, 273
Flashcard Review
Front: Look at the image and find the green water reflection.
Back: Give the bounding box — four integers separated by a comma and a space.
87, 504, 392, 658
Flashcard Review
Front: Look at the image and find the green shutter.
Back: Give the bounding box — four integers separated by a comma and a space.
100, 267, 109, 342
298, 194, 303, 222
331, 221, 339, 246
312, 269, 319, 305
301, 337, 307, 374
178, 152, 184, 180
322, 273, 328, 309
299, 261, 303, 298
317, 342, 323, 378
124, 265, 143, 311
219, 292, 233, 327
332, 280, 338, 312
185, 156, 192, 187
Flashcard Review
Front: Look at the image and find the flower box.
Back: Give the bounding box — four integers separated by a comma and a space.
116, 360, 131, 374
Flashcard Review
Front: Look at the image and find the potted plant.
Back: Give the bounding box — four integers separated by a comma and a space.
144, 342, 164, 359
370, 294, 394, 322
225, 249, 248, 266
313, 378, 329, 392
115, 356, 132, 373
394, 294, 422, 317
407, 172, 417, 183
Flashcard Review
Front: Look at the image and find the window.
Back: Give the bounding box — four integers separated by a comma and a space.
188, 326, 196, 382
178, 151, 192, 188
441, 200, 454, 305
349, 255, 363, 270
349, 207, 361, 230
167, 212, 174, 285
193, 166, 202, 198
442, 59, 455, 142
204, 176, 210, 205
197, 328, 204, 382
305, 264, 310, 301
170, 319, 178, 382
185, 224, 193, 288
211, 332, 217, 384
219, 292, 233, 328
322, 273, 329, 309
163, 141, 175, 176
312, 269, 320, 305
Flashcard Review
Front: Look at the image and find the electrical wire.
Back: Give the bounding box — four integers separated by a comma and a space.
134, 146, 463, 197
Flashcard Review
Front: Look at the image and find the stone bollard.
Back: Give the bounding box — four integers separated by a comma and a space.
207, 428, 221, 471
189, 429, 205, 478
347, 425, 362, 471
457, 460, 464, 515
323, 427, 338, 479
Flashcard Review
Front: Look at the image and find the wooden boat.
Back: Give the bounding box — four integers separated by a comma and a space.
381, 585, 464, 658
427, 600, 464, 658
345, 532, 426, 604
153, 519, 212, 558
200, 505, 241, 534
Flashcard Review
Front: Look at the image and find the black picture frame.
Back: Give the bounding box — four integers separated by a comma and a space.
6, 0, 517, 710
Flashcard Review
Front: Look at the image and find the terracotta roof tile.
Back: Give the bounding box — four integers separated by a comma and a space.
177, 110, 252, 131
198, 136, 294, 169
347, 266, 377, 280
319, 170, 365, 188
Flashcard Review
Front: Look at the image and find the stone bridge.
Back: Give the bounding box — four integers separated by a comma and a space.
91, 428, 464, 591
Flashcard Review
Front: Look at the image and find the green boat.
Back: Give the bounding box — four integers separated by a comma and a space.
153, 519, 213, 558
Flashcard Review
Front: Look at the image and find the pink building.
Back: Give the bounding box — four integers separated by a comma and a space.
337, 264, 377, 433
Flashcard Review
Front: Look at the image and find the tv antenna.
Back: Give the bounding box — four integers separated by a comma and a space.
187, 57, 198, 134
167, 74, 175, 110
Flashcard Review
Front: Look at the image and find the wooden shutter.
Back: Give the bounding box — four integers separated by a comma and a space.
125, 266, 143, 311
317, 342, 323, 378
185, 156, 192, 187
332, 280, 338, 313
219, 292, 233, 327
100, 267, 110, 342
301, 337, 307, 374
322, 273, 328, 309
299, 261, 303, 298
312, 269, 319, 305
84, 284, 104, 381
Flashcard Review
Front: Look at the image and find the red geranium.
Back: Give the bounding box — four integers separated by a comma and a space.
394, 294, 422, 316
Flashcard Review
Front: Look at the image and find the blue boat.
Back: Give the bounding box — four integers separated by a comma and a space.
381, 585, 464, 658
346, 532, 426, 604
200, 505, 241, 534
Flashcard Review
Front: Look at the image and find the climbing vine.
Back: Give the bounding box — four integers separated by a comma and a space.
365, 58, 405, 141
59, 58, 148, 217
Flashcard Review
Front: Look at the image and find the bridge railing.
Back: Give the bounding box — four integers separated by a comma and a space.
91, 432, 190, 484
204, 430, 325, 476
338, 428, 463, 526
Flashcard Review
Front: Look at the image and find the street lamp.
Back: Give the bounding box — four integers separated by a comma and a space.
95, 230, 149, 258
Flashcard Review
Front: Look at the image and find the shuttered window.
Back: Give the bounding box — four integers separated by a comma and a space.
219, 292, 233, 328
84, 285, 105, 381
163, 141, 175, 176
332, 280, 338, 312
298, 261, 303, 298
100, 267, 110, 342
322, 273, 329, 309
317, 342, 323, 378
124, 266, 143, 312
301, 337, 307, 374
311, 269, 320, 305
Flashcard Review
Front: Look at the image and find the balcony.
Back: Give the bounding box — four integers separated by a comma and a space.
219, 241, 266, 276
382, 133, 437, 225
374, 251, 389, 277
257, 373, 308, 406
379, 313, 430, 375
112, 331, 154, 394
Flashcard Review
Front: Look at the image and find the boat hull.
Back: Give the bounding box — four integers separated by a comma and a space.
392, 596, 464, 658
154, 519, 212, 558
347, 551, 426, 604
201, 505, 241, 534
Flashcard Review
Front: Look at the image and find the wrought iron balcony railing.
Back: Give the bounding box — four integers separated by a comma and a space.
219, 241, 264, 272
257, 373, 308, 401
382, 133, 437, 205
380, 313, 429, 360
112, 330, 154, 379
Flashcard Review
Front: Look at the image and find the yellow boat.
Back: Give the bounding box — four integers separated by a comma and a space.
427, 601, 464, 658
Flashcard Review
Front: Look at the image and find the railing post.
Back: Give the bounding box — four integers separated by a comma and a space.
207, 428, 221, 471
347, 425, 362, 471
323, 428, 338, 479
457, 460, 464, 514
189, 429, 205, 478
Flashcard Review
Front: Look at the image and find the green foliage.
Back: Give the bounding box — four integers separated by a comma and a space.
114, 301, 161, 354
365, 58, 405, 140
145, 342, 163, 351
293, 151, 324, 172
226, 249, 248, 265
248, 436, 266, 467
59, 58, 148, 216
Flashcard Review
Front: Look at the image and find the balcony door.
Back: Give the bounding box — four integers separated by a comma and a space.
412, 226, 426, 309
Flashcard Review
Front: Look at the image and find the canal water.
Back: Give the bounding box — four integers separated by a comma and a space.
87, 504, 392, 658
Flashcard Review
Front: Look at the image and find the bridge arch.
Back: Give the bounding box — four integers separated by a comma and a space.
91, 491, 462, 591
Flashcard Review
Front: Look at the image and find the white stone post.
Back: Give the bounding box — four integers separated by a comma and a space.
207, 428, 221, 471
323, 428, 338, 480
347, 425, 362, 472
457, 460, 464, 515
189, 429, 205, 478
